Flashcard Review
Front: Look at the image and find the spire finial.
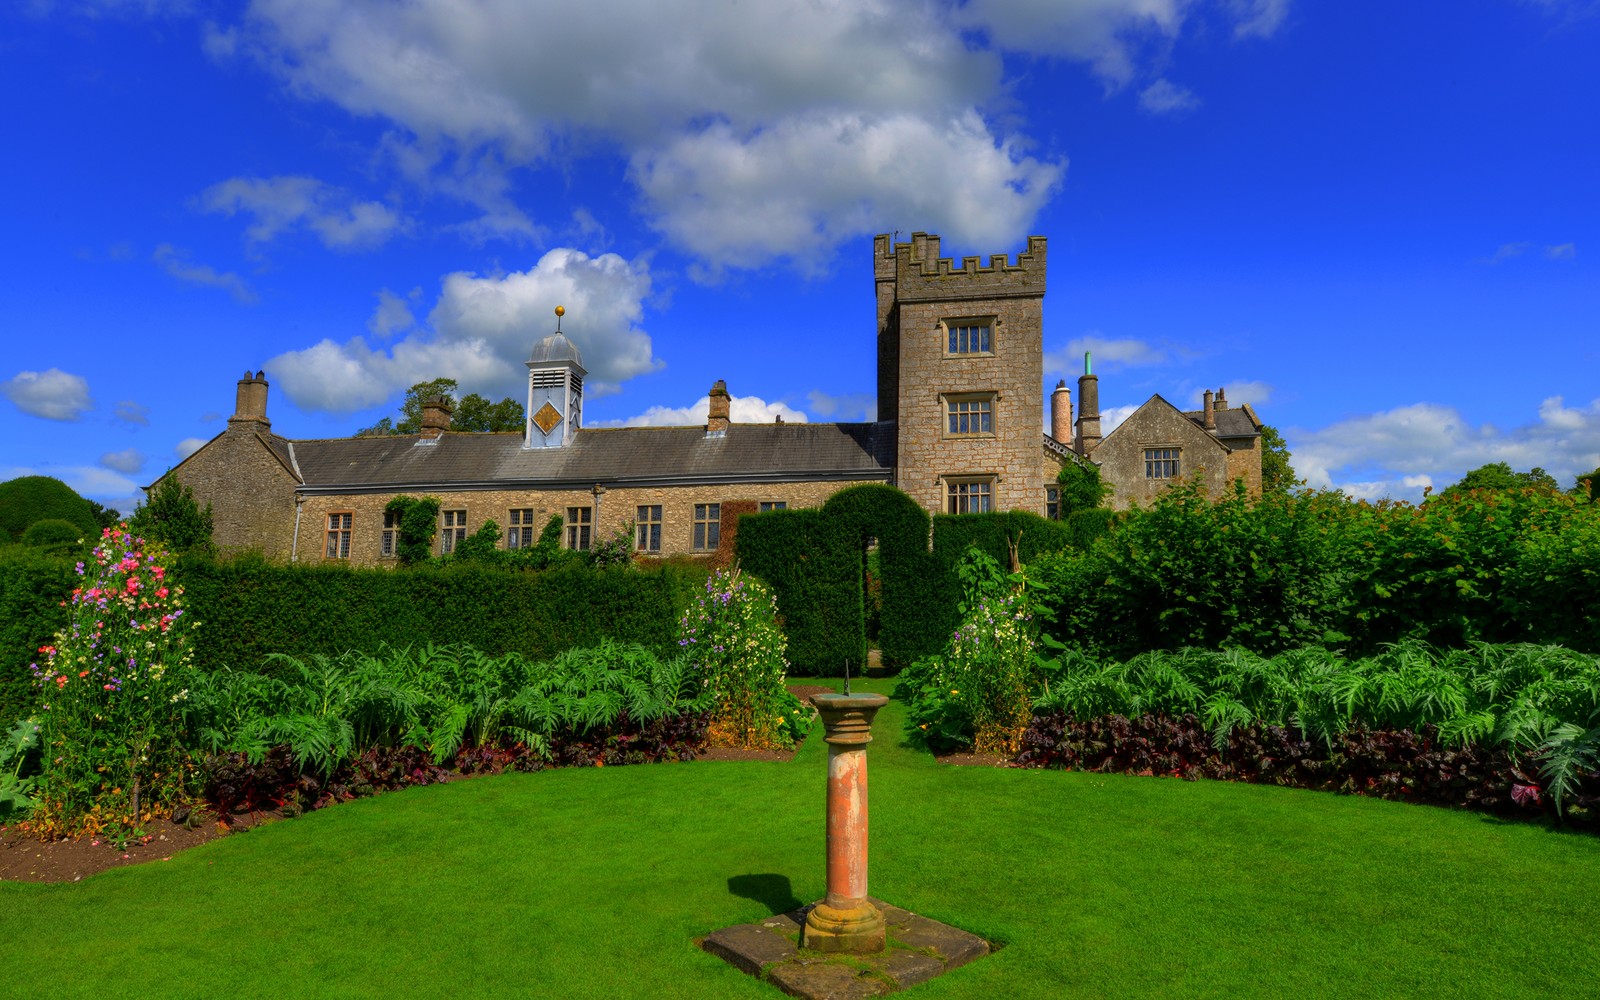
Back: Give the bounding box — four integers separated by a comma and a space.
554, 304, 565, 332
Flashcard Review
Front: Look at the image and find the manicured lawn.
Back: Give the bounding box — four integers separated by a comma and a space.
6, 678, 1598, 999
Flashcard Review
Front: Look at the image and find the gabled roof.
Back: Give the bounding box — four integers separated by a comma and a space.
1099, 394, 1232, 454
1179, 405, 1262, 439
288, 421, 895, 494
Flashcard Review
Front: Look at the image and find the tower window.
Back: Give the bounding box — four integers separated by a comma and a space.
946, 478, 994, 514
947, 322, 993, 355
944, 394, 995, 437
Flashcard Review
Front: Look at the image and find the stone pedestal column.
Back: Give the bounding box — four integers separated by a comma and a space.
803, 692, 889, 954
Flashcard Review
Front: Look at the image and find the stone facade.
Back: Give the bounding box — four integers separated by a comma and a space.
294, 479, 854, 565
876, 232, 1051, 516
162, 232, 1265, 564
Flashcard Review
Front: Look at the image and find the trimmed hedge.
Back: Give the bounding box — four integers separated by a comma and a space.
0, 553, 709, 720
0, 476, 98, 543
931, 509, 1076, 568
736, 484, 944, 673
0, 547, 76, 720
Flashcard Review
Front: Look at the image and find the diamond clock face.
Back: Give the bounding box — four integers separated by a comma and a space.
532, 402, 563, 435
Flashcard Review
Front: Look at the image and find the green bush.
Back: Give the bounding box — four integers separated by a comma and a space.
0, 546, 76, 721
0, 476, 98, 542
19, 519, 88, 556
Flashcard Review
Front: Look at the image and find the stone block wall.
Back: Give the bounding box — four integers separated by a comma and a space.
1092, 400, 1232, 511
171, 429, 300, 558
876, 233, 1048, 517
295, 478, 870, 567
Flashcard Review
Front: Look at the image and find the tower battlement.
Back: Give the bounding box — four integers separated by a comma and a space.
874, 231, 1047, 303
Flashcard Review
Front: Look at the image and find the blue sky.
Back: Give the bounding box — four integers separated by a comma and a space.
3, 0, 1596, 513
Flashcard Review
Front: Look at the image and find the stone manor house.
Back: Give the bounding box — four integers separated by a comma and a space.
164, 232, 1262, 564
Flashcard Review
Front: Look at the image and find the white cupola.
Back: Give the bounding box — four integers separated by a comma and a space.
524, 305, 586, 449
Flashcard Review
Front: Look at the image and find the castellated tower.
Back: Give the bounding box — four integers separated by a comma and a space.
524, 306, 586, 449
874, 232, 1048, 516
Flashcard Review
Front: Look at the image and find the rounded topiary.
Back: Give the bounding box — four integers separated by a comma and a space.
0, 476, 99, 543
20, 518, 88, 554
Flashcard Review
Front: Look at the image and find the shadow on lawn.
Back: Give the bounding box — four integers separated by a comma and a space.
728, 873, 805, 914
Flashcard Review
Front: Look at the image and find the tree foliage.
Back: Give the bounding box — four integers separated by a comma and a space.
1440, 462, 1560, 497
1258, 424, 1298, 495
384, 496, 442, 566
1055, 461, 1110, 515
357, 378, 525, 435
128, 474, 216, 558
0, 475, 99, 542
1571, 466, 1600, 502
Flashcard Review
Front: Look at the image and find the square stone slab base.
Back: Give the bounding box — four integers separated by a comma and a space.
701, 898, 991, 999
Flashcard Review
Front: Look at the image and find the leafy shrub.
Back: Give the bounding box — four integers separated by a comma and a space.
898, 547, 1040, 755
128, 475, 215, 558
1014, 712, 1597, 828
0, 476, 98, 542
0, 717, 41, 821
28, 527, 198, 839
20, 519, 89, 556
0, 547, 75, 721
678, 569, 805, 749
385, 496, 442, 565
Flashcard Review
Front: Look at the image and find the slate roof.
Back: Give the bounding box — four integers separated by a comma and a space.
1179, 406, 1261, 439
282, 422, 895, 494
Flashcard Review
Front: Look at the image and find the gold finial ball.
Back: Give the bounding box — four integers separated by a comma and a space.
554, 305, 565, 317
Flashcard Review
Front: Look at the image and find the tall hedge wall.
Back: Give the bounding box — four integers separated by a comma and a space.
1, 552, 708, 721
736, 484, 945, 673
931, 510, 1077, 568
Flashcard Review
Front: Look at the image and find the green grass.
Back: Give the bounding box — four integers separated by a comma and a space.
6, 677, 1599, 999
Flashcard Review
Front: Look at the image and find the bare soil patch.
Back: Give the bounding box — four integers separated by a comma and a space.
935, 752, 1015, 768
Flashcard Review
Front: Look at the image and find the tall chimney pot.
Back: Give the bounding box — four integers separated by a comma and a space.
229, 369, 270, 431
1203, 389, 1216, 431
1050, 379, 1073, 443
420, 397, 452, 439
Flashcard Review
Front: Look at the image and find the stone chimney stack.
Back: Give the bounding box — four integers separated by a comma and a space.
419, 397, 452, 440
1203, 389, 1216, 430
1050, 379, 1073, 443
228, 370, 270, 431
706, 379, 731, 436
1074, 352, 1102, 456
1215, 386, 1228, 410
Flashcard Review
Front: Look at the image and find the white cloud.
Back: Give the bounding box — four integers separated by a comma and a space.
176, 438, 208, 460
1545, 243, 1577, 260
268, 247, 657, 412
1221, 379, 1273, 407
596, 393, 808, 428
99, 448, 146, 475
1484, 242, 1530, 264
1291, 396, 1600, 502
200, 175, 407, 251
1227, 0, 1291, 38
630, 110, 1061, 272
1, 368, 93, 420
201, 0, 1281, 270
113, 400, 151, 426
153, 243, 257, 304
1139, 78, 1200, 113
367, 287, 418, 337
1099, 403, 1140, 435
807, 390, 877, 422
1047, 335, 1167, 374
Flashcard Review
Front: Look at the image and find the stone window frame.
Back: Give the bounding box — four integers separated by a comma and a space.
1144, 446, 1181, 480
758, 500, 787, 512
565, 505, 593, 551
940, 315, 997, 357
325, 511, 353, 560
380, 509, 400, 559
506, 507, 537, 549
440, 509, 468, 555
693, 502, 721, 552
636, 504, 662, 554
942, 391, 997, 438
945, 477, 995, 515
1045, 486, 1060, 521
